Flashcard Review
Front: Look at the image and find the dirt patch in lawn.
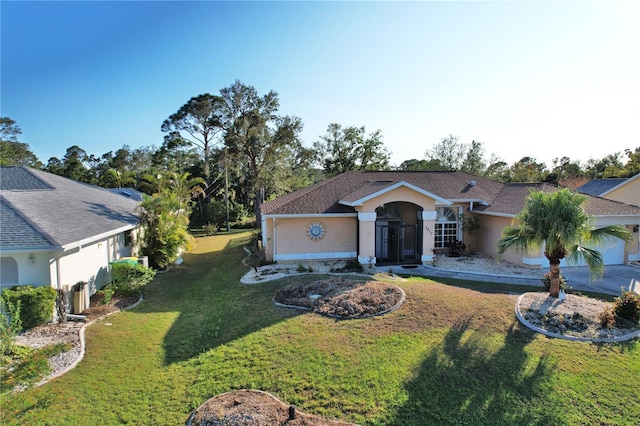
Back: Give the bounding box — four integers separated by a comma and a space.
187, 389, 358, 426
273, 277, 405, 319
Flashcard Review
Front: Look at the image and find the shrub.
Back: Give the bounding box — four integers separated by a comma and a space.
101, 287, 115, 305
0, 286, 56, 330
597, 308, 616, 329
0, 299, 22, 363
334, 260, 364, 273
612, 290, 640, 324
110, 262, 156, 296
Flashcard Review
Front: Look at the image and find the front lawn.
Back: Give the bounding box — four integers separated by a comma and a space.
2, 232, 638, 425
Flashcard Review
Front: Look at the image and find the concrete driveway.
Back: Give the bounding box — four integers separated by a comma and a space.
561, 265, 640, 296
382, 264, 640, 297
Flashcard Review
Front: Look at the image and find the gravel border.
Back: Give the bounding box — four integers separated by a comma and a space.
515, 292, 640, 343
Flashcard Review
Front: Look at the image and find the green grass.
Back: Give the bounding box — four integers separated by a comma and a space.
1, 232, 638, 425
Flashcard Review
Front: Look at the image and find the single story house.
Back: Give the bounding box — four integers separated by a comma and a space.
261, 171, 640, 268
0, 167, 142, 309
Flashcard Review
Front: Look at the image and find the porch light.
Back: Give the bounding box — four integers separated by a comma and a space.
28, 253, 35, 264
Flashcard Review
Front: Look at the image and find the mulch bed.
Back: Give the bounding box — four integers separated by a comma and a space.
187, 389, 358, 426
273, 278, 404, 319
83, 292, 140, 321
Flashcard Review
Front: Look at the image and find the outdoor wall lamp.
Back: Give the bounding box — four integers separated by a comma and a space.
28, 253, 35, 264
633, 225, 639, 233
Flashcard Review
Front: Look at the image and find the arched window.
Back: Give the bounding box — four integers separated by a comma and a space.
1, 257, 19, 285
434, 207, 458, 248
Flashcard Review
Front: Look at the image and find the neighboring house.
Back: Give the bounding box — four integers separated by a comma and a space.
578, 173, 640, 207
0, 167, 142, 309
261, 171, 640, 268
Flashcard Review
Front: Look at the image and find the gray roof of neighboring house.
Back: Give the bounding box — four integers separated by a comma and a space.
577, 178, 628, 196
262, 171, 640, 218
1, 167, 140, 250
108, 187, 146, 202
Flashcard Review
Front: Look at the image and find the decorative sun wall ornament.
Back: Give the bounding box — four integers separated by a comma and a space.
307, 222, 325, 240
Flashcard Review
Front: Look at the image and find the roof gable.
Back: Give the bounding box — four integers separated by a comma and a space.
338, 180, 452, 207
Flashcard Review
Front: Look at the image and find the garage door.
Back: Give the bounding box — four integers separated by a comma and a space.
567, 237, 625, 266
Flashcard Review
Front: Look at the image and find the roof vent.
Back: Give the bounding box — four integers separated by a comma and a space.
469, 180, 476, 187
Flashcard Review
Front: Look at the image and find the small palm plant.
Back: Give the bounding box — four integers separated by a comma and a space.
497, 188, 632, 297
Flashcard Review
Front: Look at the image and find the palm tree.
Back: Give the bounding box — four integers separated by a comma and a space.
497, 188, 632, 297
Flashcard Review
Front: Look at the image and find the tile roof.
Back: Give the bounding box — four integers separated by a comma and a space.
262, 171, 640, 218
1, 167, 140, 250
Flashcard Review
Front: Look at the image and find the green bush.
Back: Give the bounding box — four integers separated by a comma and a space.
613, 290, 640, 324
1, 299, 22, 363
0, 286, 56, 330
110, 262, 156, 296
597, 307, 616, 329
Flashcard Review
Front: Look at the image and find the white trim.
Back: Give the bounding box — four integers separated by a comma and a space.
262, 213, 357, 219
420, 211, 437, 220
275, 251, 357, 261
470, 210, 516, 218
448, 199, 489, 205
339, 181, 452, 207
358, 256, 376, 265
61, 224, 137, 251
358, 212, 377, 222
421, 254, 434, 262
0, 246, 63, 253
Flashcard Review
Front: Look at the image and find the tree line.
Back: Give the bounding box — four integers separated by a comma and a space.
2, 80, 639, 230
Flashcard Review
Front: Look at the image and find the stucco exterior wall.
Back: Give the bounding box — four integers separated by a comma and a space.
54, 232, 132, 296
360, 187, 436, 212
268, 216, 358, 261
604, 177, 640, 207
475, 214, 538, 267
0, 252, 53, 289
629, 225, 640, 262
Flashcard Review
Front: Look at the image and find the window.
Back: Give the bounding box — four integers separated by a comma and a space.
124, 230, 134, 246
434, 207, 458, 248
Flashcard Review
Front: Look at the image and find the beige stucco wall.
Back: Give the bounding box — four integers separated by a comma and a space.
360, 186, 436, 212
265, 216, 358, 261
604, 176, 640, 207
474, 214, 541, 267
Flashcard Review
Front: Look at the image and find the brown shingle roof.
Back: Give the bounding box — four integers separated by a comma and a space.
262, 171, 640, 219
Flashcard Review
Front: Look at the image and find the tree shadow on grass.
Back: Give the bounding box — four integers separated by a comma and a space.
133, 234, 310, 365
388, 318, 561, 425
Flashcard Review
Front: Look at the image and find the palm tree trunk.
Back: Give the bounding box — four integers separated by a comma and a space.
549, 262, 561, 298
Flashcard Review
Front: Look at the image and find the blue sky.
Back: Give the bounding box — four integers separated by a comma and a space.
2, 1, 639, 168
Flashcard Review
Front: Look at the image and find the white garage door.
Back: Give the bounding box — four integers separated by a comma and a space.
569, 237, 625, 266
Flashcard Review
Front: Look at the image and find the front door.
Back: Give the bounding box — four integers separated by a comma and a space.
375, 222, 419, 265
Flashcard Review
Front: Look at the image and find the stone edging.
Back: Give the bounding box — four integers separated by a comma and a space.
515, 292, 640, 343
34, 294, 144, 387
272, 285, 406, 320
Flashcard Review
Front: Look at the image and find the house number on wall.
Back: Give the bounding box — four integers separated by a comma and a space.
307, 222, 325, 240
